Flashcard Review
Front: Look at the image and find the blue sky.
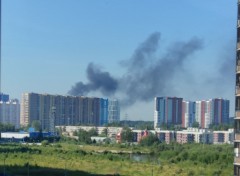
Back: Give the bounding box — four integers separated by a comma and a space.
2, 0, 236, 120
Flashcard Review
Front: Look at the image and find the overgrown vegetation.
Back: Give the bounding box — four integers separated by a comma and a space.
209, 124, 233, 130
120, 127, 134, 143
73, 128, 98, 144
139, 133, 159, 146
0, 142, 233, 176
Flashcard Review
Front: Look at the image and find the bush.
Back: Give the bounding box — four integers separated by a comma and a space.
41, 140, 49, 146
107, 154, 113, 161
54, 143, 62, 148
213, 169, 221, 175
188, 170, 195, 176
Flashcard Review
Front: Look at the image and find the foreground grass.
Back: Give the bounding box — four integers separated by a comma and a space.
0, 142, 234, 176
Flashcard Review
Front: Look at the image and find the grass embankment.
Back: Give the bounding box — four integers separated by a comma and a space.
0, 142, 234, 176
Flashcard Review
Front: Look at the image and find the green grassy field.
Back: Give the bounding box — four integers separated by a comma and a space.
0, 142, 234, 176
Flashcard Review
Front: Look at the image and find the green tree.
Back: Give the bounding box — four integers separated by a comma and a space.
209, 124, 231, 130
107, 121, 121, 127
192, 122, 199, 128
0, 123, 15, 132
88, 128, 98, 136
31, 120, 41, 131
41, 140, 49, 146
101, 127, 108, 137
121, 127, 133, 143
77, 129, 92, 144
77, 128, 98, 144
139, 133, 159, 146
159, 123, 169, 130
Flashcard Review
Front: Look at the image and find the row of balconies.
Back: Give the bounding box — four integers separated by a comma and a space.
236, 13, 240, 164
236, 133, 240, 141
236, 10, 240, 164
235, 157, 240, 165
237, 86, 240, 96
236, 111, 240, 118
237, 66, 240, 73
238, 43, 240, 50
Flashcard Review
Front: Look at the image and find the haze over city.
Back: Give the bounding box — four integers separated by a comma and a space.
2, 0, 236, 120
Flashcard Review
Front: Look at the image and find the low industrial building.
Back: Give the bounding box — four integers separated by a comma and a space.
90, 136, 107, 143
1, 132, 29, 142
1, 131, 56, 142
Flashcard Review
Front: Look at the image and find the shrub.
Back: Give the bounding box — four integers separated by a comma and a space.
41, 140, 49, 146
54, 143, 62, 148
188, 170, 195, 176
108, 154, 113, 161
213, 169, 221, 175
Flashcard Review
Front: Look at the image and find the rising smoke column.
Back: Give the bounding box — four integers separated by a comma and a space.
68, 32, 203, 106
119, 32, 203, 106
68, 63, 118, 96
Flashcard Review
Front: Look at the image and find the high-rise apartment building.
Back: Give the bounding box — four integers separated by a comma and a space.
210, 98, 229, 125
182, 99, 229, 129
234, 0, 240, 173
108, 99, 120, 123
100, 98, 109, 126
20, 93, 108, 131
155, 97, 229, 130
182, 101, 196, 128
154, 97, 183, 129
0, 99, 20, 128
195, 100, 211, 129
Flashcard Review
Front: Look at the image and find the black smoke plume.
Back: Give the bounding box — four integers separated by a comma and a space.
68, 63, 118, 96
68, 32, 203, 106
120, 32, 203, 105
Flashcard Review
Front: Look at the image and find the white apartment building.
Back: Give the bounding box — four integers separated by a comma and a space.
195, 100, 211, 128
177, 128, 213, 144
20, 93, 30, 126
0, 99, 20, 128
182, 101, 189, 128
108, 99, 120, 123
204, 100, 211, 128
213, 129, 234, 144
56, 126, 123, 138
